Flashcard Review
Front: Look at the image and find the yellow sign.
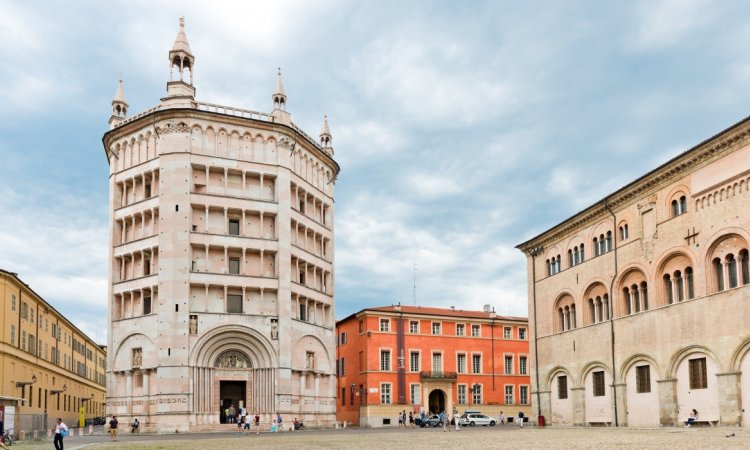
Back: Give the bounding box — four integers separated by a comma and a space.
79, 406, 85, 428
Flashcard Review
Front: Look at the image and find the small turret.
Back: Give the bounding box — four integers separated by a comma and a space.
273, 68, 287, 111
319, 115, 333, 153
163, 17, 196, 104
109, 79, 128, 129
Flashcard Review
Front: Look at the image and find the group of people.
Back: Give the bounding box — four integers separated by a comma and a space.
229, 409, 305, 434
397, 410, 416, 428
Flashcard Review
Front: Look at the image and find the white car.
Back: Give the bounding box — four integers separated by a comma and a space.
459, 413, 496, 426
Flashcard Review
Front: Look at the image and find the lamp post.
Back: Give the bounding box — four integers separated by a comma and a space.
50, 384, 68, 395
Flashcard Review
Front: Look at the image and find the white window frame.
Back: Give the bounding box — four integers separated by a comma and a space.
380, 348, 392, 371
431, 322, 442, 335
409, 320, 419, 334
455, 323, 465, 336
379, 318, 390, 332
503, 327, 512, 339
504, 354, 514, 375
472, 353, 482, 374
472, 383, 483, 404
431, 351, 443, 372
518, 328, 527, 340
409, 350, 421, 372
471, 324, 481, 337
520, 385, 529, 405
380, 383, 392, 404
456, 352, 467, 374
410, 383, 421, 405
457, 384, 467, 405
519, 355, 528, 375
504, 384, 514, 405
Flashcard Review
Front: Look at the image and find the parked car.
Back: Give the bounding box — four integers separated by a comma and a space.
459, 413, 496, 427
420, 414, 443, 427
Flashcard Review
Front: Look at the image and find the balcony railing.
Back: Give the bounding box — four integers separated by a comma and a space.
420, 371, 458, 381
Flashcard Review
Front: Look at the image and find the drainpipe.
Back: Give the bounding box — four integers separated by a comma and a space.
604, 198, 619, 427
528, 245, 544, 420
491, 315, 496, 391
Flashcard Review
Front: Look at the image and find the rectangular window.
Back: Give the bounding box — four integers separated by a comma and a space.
457, 385, 467, 404
340, 332, 347, 345
519, 328, 527, 340
409, 320, 419, 334
504, 327, 512, 339
473, 384, 482, 404
558, 376, 568, 399
689, 357, 708, 390
457, 354, 466, 373
379, 318, 390, 332
143, 296, 152, 315
227, 294, 242, 313
132, 348, 142, 367
381, 383, 391, 404
359, 351, 364, 372
306, 351, 315, 370
10, 325, 16, 345
456, 324, 465, 336
341, 387, 346, 406
636, 365, 651, 393
22, 331, 26, 351
472, 354, 482, 374
520, 386, 529, 405
519, 356, 528, 375
28, 334, 35, 355
380, 350, 391, 371
228, 219, 240, 236
471, 324, 480, 337
11, 294, 16, 311
410, 351, 420, 372
504, 355, 513, 374
592, 371, 605, 397
504, 385, 513, 404
432, 353, 443, 372
340, 357, 345, 376
228, 257, 240, 275
431, 322, 441, 335
410, 384, 421, 405
299, 303, 307, 322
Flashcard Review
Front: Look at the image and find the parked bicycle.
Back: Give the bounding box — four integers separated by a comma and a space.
2, 429, 14, 446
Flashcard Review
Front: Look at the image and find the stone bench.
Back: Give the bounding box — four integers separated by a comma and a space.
587, 421, 612, 427
687, 420, 718, 427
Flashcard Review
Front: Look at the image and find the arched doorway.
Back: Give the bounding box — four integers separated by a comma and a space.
428, 389, 446, 414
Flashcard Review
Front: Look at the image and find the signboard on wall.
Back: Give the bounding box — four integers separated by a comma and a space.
369, 387, 378, 393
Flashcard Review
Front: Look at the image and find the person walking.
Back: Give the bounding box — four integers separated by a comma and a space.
499, 411, 505, 425
454, 412, 460, 431
254, 412, 260, 435
109, 416, 119, 441
53, 418, 68, 450
276, 413, 284, 431
440, 411, 448, 432
409, 411, 414, 428
517, 411, 525, 428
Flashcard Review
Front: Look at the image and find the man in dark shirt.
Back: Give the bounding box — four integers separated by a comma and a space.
109, 416, 119, 441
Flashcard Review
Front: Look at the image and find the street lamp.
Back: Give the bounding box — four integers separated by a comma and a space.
50, 384, 68, 395
80, 393, 95, 403
15, 374, 37, 388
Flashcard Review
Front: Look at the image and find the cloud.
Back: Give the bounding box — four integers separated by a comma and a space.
630, 0, 720, 50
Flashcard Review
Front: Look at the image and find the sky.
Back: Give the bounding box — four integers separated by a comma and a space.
2, 0, 750, 344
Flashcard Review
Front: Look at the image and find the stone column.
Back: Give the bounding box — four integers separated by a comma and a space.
657, 378, 678, 426
717, 372, 742, 426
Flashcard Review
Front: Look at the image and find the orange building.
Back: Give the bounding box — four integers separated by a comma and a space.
335, 304, 530, 427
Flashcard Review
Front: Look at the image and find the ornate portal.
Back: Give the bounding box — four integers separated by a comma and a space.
215, 350, 251, 368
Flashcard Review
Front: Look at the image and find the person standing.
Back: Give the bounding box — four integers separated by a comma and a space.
454, 412, 460, 431
499, 411, 505, 425
53, 418, 68, 450
254, 412, 260, 435
408, 411, 414, 428
228, 404, 236, 424
517, 411, 525, 428
440, 411, 448, 432
109, 416, 119, 441
276, 413, 284, 431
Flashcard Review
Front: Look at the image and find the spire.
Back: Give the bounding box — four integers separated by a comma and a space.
273, 68, 287, 111
109, 78, 129, 129
319, 115, 332, 147
168, 17, 195, 86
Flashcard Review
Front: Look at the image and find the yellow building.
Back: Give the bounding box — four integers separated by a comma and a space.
0, 269, 106, 437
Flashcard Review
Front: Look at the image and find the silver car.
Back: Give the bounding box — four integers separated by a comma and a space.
459, 413, 496, 426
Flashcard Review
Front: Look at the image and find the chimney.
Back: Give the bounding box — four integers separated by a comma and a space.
483, 304, 491, 313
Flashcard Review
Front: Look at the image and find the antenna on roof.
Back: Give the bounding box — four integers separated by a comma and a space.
413, 262, 417, 306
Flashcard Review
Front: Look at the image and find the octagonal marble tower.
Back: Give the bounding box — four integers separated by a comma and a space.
103, 18, 339, 431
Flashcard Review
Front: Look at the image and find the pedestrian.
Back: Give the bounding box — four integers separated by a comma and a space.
254, 412, 260, 435
409, 411, 414, 428
499, 411, 505, 425
271, 419, 278, 433
518, 411, 525, 428
685, 409, 698, 427
243, 415, 251, 434
228, 404, 236, 424
454, 412, 460, 431
131, 417, 140, 433
109, 416, 119, 441
53, 418, 68, 450
398, 410, 403, 428
440, 411, 447, 432
237, 415, 244, 433
0, 414, 8, 450
277, 413, 284, 431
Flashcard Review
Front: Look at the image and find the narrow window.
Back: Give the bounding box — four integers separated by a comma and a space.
519, 328, 526, 339
664, 275, 673, 304
410, 384, 421, 405
636, 365, 651, 393
641, 283, 649, 310
143, 296, 151, 315
519, 356, 528, 375
457, 354, 466, 373
228, 257, 240, 275
504, 355, 512, 374
456, 324, 465, 336
672, 199, 679, 217
568, 249, 573, 268
714, 258, 724, 291
379, 318, 390, 332
689, 357, 708, 389
605, 231, 612, 252
741, 250, 750, 285
680, 196, 687, 214
633, 288, 640, 313
227, 294, 242, 313
410, 352, 420, 372
299, 303, 307, 322
431, 322, 441, 335
457, 385, 467, 404
504, 385, 513, 405
228, 219, 240, 236
409, 321, 419, 333
145, 183, 152, 198
473, 384, 483, 404
520, 386, 529, 404
472, 354, 482, 374
432, 353, 443, 372
471, 324, 480, 337
675, 271, 684, 301
728, 254, 738, 289
592, 371, 605, 397
593, 238, 599, 256
380, 350, 391, 371
504, 327, 512, 339
589, 298, 596, 322
579, 243, 585, 262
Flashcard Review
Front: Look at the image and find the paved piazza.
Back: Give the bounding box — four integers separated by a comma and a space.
11, 426, 750, 449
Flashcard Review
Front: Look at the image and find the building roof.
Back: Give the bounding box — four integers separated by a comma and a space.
113, 79, 126, 103
0, 268, 105, 347
515, 112, 750, 252
337, 304, 527, 325
170, 17, 193, 55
